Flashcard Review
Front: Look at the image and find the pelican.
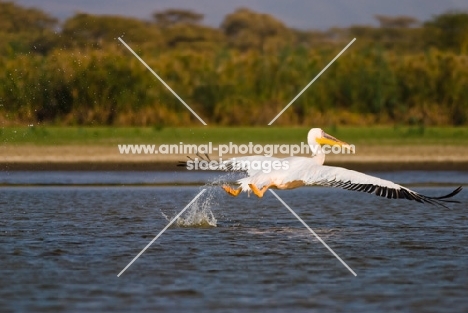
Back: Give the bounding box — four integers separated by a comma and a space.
213, 128, 462, 208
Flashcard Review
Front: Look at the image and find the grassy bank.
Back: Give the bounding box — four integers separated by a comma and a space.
1, 126, 468, 146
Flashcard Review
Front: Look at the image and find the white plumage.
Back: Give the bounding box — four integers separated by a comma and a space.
216, 128, 462, 208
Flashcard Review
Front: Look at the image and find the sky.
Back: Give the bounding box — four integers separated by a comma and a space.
15, 0, 468, 29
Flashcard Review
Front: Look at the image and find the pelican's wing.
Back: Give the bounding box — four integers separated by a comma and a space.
304, 165, 462, 208
178, 154, 282, 176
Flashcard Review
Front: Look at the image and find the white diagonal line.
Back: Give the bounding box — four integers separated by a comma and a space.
117, 189, 206, 277
268, 38, 356, 125
118, 37, 207, 126
269, 190, 357, 276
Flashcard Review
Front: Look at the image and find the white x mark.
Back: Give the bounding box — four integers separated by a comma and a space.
118, 189, 206, 277
269, 190, 357, 276
118, 37, 207, 125
268, 38, 356, 125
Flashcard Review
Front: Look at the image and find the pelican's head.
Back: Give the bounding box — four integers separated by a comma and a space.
307, 128, 351, 150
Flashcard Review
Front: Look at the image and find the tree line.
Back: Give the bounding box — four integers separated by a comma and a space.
0, 1, 467, 126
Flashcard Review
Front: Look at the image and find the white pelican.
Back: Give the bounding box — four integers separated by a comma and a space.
194, 128, 461, 208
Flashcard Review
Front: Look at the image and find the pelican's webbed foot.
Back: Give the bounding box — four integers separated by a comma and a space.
222, 184, 241, 197
249, 184, 272, 198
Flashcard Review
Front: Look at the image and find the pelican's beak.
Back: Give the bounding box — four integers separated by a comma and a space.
316, 132, 353, 151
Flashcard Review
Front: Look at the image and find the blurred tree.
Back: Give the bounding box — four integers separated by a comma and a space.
292, 29, 334, 49
0, 1, 58, 54
423, 11, 468, 53
162, 24, 223, 49
152, 9, 222, 49
0, 1, 57, 32
152, 9, 203, 27
61, 13, 163, 48
1, 1, 467, 126
344, 14, 423, 52
221, 8, 293, 52
374, 15, 419, 28
345, 26, 406, 51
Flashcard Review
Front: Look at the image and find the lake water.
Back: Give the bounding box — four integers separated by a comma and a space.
1, 171, 467, 312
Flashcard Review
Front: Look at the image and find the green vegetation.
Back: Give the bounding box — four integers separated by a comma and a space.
1, 2, 468, 127
2, 126, 467, 146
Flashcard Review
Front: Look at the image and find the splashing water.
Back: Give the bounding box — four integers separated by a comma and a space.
162, 172, 244, 228
176, 188, 218, 227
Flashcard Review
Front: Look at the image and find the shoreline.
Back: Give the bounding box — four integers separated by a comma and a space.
2, 161, 468, 172
2, 144, 468, 172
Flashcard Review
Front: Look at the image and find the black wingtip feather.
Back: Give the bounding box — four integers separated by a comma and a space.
430, 186, 463, 200
177, 155, 194, 168
411, 186, 463, 209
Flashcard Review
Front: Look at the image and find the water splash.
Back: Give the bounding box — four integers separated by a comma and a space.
176, 187, 218, 227
162, 172, 245, 228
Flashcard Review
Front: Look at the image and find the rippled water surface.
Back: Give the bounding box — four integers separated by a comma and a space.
1, 171, 467, 312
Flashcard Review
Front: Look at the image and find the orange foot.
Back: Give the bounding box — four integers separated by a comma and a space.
248, 184, 272, 198
222, 184, 241, 197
